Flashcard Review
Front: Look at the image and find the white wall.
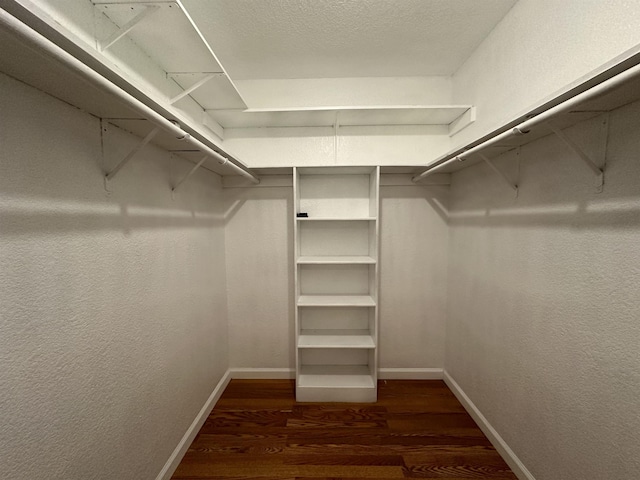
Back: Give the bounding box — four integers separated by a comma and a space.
223, 185, 295, 369
379, 185, 449, 368
451, 0, 640, 150
223, 125, 451, 168
445, 102, 640, 479
223, 180, 449, 372
0, 73, 228, 480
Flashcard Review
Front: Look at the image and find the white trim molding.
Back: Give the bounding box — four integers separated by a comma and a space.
155, 370, 232, 480
229, 367, 295, 379
443, 371, 536, 480
378, 368, 444, 380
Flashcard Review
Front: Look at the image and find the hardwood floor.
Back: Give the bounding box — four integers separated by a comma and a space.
171, 379, 517, 479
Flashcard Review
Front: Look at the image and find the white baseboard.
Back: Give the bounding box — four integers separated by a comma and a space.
229, 367, 295, 379
378, 368, 444, 379
155, 369, 232, 480
443, 371, 536, 480
228, 367, 442, 380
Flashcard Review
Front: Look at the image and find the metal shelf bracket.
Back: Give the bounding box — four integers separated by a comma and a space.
172, 155, 208, 192
98, 5, 160, 52
477, 153, 519, 194
548, 123, 605, 193
105, 126, 159, 181
168, 73, 223, 105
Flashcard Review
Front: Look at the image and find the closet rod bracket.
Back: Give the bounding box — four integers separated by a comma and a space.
98, 5, 160, 52
168, 73, 223, 105
105, 127, 159, 181
172, 155, 208, 192
478, 153, 518, 194
548, 123, 605, 193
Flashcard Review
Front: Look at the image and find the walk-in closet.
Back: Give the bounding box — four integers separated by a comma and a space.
1, 1, 639, 479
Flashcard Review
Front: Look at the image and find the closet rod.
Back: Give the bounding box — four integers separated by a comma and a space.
412, 60, 640, 182
0, 7, 260, 185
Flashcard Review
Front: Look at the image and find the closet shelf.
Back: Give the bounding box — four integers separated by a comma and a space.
298, 330, 375, 348
297, 295, 376, 307
0, 1, 256, 181
297, 255, 376, 265
297, 217, 377, 222
298, 365, 375, 388
208, 105, 472, 128
414, 59, 640, 179
93, 0, 247, 111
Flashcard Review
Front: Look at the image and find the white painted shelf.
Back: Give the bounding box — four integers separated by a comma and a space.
94, 1, 247, 110
298, 330, 375, 348
208, 105, 472, 128
297, 256, 376, 265
297, 295, 376, 307
297, 217, 377, 222
298, 365, 375, 388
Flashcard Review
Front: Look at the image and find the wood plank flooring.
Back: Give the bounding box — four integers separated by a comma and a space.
171, 379, 517, 479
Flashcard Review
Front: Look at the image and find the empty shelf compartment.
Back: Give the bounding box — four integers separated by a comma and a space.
297, 255, 376, 264
298, 365, 375, 388
298, 330, 375, 348
297, 295, 376, 307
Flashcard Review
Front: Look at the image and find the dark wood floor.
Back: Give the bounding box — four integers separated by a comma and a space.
171, 379, 517, 479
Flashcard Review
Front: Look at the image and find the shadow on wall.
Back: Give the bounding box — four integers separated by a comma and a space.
448, 109, 640, 230
222, 184, 296, 369
0, 72, 225, 238
1, 119, 225, 237
0, 175, 224, 236
0, 201, 225, 237
380, 183, 450, 224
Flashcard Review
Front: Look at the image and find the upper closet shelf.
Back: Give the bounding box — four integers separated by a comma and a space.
413, 55, 640, 181
0, 1, 257, 182
208, 105, 473, 128
93, 0, 247, 110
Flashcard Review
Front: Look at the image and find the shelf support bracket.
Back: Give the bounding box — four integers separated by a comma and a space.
172, 155, 208, 192
169, 73, 220, 104
478, 153, 518, 193
105, 127, 159, 181
99, 5, 160, 52
548, 123, 604, 193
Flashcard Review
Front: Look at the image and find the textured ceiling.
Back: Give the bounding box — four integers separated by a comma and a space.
182, 0, 517, 80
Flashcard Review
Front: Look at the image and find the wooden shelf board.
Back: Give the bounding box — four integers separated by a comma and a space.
298, 365, 375, 388
297, 295, 376, 307
299, 330, 375, 348
297, 255, 376, 265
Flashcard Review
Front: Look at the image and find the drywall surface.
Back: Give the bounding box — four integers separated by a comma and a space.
223, 185, 295, 369
223, 125, 451, 168
452, 0, 640, 150
379, 185, 449, 368
0, 74, 228, 480
224, 180, 448, 372
235, 77, 453, 109
445, 103, 640, 479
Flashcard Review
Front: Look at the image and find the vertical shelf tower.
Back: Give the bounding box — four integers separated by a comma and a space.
294, 166, 380, 402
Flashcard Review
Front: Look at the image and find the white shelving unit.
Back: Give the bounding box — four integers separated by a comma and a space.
293, 166, 380, 402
